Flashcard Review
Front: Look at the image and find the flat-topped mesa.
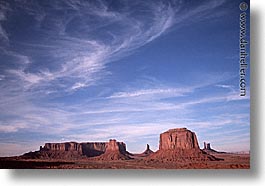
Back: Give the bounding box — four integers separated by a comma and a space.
26, 139, 131, 160
42, 142, 107, 156
148, 128, 220, 162
159, 128, 199, 150
43, 142, 82, 152
42, 140, 127, 154
25, 140, 129, 160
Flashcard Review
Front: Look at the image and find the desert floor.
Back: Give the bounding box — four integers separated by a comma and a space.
0, 153, 250, 169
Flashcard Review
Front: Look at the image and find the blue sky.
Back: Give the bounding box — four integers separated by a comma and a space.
0, 0, 250, 156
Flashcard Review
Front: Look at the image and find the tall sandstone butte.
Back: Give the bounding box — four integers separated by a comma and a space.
159, 128, 199, 150
148, 128, 218, 162
94, 139, 131, 160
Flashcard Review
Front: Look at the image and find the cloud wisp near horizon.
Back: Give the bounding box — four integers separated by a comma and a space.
0, 0, 250, 156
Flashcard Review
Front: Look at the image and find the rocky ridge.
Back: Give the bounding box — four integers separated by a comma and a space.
23, 140, 129, 160
22, 128, 221, 162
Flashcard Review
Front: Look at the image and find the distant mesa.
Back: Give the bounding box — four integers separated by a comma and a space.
203, 142, 226, 154
147, 128, 220, 161
203, 142, 217, 152
22, 128, 222, 162
23, 140, 131, 160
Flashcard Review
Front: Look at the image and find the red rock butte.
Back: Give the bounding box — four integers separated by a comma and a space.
22, 128, 220, 162
148, 128, 218, 162
159, 128, 199, 150
94, 139, 131, 160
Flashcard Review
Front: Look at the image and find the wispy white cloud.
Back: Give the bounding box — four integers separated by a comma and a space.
0, 74, 4, 80
70, 82, 87, 91
181, 91, 249, 107
216, 84, 233, 89
1, 0, 227, 94
0, 122, 28, 133
1, 0, 176, 92
8, 69, 45, 85
0, 2, 9, 43
109, 87, 192, 99
0, 23, 8, 42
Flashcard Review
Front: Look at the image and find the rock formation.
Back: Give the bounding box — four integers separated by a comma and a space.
203, 142, 211, 150
159, 128, 199, 150
21, 128, 222, 162
148, 128, 219, 162
43, 142, 82, 152
94, 139, 131, 160
134, 144, 154, 157
143, 144, 154, 155
80, 142, 106, 157
22, 140, 129, 160
203, 142, 226, 154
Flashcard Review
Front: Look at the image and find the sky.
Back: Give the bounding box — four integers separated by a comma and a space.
0, 0, 250, 156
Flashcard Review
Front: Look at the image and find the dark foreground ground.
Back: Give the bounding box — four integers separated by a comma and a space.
0, 153, 250, 169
